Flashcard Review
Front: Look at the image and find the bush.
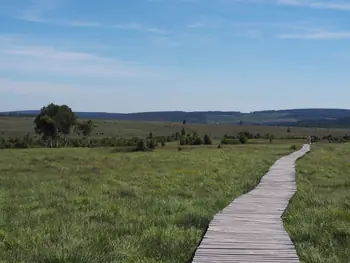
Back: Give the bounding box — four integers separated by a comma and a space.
239, 135, 248, 144
203, 134, 212, 145
238, 131, 253, 139
180, 136, 186, 146
136, 140, 147, 152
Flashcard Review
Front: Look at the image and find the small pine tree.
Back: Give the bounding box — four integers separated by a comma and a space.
148, 132, 153, 139
180, 136, 186, 145
287, 127, 291, 133
181, 128, 186, 136
147, 139, 156, 150
193, 136, 203, 145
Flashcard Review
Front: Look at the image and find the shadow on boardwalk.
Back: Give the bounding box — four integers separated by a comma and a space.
190, 144, 311, 263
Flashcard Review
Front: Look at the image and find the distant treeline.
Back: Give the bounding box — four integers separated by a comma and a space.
270, 117, 350, 129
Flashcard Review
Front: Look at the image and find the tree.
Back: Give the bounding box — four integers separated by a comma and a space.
181, 128, 186, 136
287, 127, 291, 133
147, 139, 157, 150
77, 120, 96, 137
33, 104, 62, 147
56, 105, 77, 146
34, 103, 77, 147
183, 120, 186, 125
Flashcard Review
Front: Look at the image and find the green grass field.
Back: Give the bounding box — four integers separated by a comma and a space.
284, 144, 350, 263
0, 144, 293, 263
1, 116, 349, 139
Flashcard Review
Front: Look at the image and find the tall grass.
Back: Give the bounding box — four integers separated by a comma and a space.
0, 144, 289, 263
284, 144, 350, 263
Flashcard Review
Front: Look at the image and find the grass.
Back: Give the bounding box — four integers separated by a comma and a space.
1, 116, 349, 139
284, 143, 350, 263
0, 144, 292, 263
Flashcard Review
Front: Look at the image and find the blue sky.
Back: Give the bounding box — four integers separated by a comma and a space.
1, 0, 350, 112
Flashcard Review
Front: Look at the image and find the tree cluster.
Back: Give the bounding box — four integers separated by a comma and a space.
34, 103, 96, 147
179, 129, 212, 146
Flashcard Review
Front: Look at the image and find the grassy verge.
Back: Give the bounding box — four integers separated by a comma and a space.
0, 144, 290, 263
284, 144, 350, 263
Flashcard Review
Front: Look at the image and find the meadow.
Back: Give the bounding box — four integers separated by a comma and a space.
1, 116, 349, 139
0, 144, 293, 263
284, 144, 350, 263
1, 116, 349, 262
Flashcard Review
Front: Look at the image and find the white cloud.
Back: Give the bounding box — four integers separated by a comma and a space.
0, 37, 158, 78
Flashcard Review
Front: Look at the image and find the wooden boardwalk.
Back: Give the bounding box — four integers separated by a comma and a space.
191, 144, 311, 263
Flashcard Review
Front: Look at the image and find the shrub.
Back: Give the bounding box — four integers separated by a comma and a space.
203, 134, 212, 145
179, 136, 186, 146
192, 136, 203, 145
239, 135, 248, 144
136, 140, 147, 152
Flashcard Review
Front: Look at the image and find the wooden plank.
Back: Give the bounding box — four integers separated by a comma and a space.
191, 144, 310, 263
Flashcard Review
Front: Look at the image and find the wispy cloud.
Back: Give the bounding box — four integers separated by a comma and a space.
19, 16, 101, 27
278, 31, 350, 39
113, 23, 169, 34
150, 36, 184, 47
17, 0, 101, 27
186, 23, 206, 28
0, 37, 158, 78
244, 0, 350, 11
277, 0, 350, 11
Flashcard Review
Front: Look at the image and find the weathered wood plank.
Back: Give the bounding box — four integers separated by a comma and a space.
191, 144, 310, 263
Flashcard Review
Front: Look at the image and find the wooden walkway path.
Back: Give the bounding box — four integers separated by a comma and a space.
191, 144, 310, 263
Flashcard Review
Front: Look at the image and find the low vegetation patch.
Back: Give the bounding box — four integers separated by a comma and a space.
0, 144, 290, 263
284, 144, 350, 263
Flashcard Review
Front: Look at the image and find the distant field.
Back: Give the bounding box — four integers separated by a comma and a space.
284, 144, 350, 263
0, 144, 292, 263
0, 117, 349, 139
